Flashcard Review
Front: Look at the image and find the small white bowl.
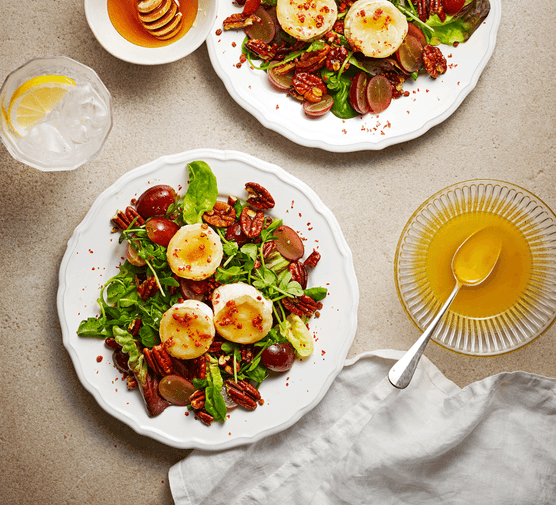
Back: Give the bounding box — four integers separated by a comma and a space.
85, 0, 217, 65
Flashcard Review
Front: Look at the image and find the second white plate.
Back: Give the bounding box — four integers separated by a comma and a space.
207, 1, 501, 152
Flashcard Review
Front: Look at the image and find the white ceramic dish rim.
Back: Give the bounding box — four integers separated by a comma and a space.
84, 0, 217, 65
206, 0, 501, 152
57, 148, 359, 449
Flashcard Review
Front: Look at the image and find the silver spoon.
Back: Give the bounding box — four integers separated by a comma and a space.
388, 226, 503, 389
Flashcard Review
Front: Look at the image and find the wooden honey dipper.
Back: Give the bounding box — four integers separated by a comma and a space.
136, 0, 183, 40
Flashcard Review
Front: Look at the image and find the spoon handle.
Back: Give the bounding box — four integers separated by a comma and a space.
388, 283, 461, 389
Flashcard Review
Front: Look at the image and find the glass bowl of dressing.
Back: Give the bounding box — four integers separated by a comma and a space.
84, 0, 217, 65
395, 180, 556, 356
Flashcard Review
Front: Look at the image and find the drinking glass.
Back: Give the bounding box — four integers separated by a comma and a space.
0, 56, 113, 171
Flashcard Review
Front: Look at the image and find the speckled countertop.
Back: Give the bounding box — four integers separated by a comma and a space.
1, 1, 555, 503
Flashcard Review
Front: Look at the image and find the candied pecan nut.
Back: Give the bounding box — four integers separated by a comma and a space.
223, 12, 261, 30
325, 46, 349, 72
240, 207, 265, 238
296, 45, 330, 73
333, 19, 344, 34
137, 277, 159, 301
283, 294, 318, 317
240, 344, 254, 363
432, 0, 446, 22
245, 39, 277, 61
203, 200, 236, 227
292, 72, 327, 103
245, 182, 275, 209
304, 249, 321, 269
262, 240, 276, 258
423, 44, 447, 78
272, 60, 296, 75
289, 261, 308, 289
383, 72, 406, 99
190, 390, 206, 410
128, 318, 142, 336
195, 409, 214, 426
152, 345, 173, 375
143, 348, 163, 375
111, 206, 145, 230
225, 380, 261, 410
104, 337, 121, 350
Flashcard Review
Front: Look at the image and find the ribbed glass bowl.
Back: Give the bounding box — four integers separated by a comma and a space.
395, 180, 556, 356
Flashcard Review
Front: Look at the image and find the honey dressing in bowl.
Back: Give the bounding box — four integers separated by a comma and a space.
107, 0, 198, 47
425, 212, 532, 319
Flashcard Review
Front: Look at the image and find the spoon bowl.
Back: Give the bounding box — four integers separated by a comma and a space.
388, 226, 502, 389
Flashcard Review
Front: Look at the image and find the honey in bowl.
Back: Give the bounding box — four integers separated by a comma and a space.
425, 212, 532, 319
107, 0, 198, 48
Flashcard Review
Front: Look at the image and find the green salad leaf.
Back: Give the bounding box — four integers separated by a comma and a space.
182, 160, 218, 224
113, 326, 148, 386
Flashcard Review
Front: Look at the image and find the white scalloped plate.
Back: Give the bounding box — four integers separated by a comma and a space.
207, 1, 500, 152
57, 149, 358, 449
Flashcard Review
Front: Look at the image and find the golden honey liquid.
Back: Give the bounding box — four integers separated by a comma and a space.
107, 0, 198, 48
425, 212, 532, 318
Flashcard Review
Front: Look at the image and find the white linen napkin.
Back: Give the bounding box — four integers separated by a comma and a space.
169, 350, 556, 505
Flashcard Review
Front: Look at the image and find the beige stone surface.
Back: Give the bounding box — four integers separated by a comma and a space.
1, 1, 555, 503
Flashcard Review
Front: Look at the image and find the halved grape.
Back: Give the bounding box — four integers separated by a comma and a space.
396, 35, 424, 74
225, 220, 249, 247
136, 185, 177, 219
261, 342, 295, 372
366, 75, 393, 114
268, 64, 293, 92
145, 216, 179, 247
221, 385, 238, 410
126, 240, 146, 266
158, 374, 196, 406
245, 6, 276, 44
179, 278, 204, 301
273, 225, 304, 261
303, 94, 334, 118
349, 72, 370, 115
407, 22, 427, 48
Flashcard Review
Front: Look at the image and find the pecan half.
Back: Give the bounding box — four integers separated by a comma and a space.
189, 389, 206, 410
383, 72, 406, 99
240, 207, 265, 238
137, 276, 159, 300
245, 39, 277, 61
292, 72, 327, 103
225, 380, 262, 410
325, 46, 349, 72
289, 261, 308, 289
245, 182, 275, 209
203, 200, 236, 227
296, 45, 330, 73
111, 206, 145, 230
304, 249, 321, 269
283, 294, 318, 317
195, 410, 214, 426
423, 44, 447, 78
273, 60, 296, 75
223, 13, 261, 30
128, 318, 142, 336
143, 345, 173, 376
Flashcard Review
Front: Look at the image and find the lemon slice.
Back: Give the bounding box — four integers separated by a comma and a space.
7, 75, 75, 137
